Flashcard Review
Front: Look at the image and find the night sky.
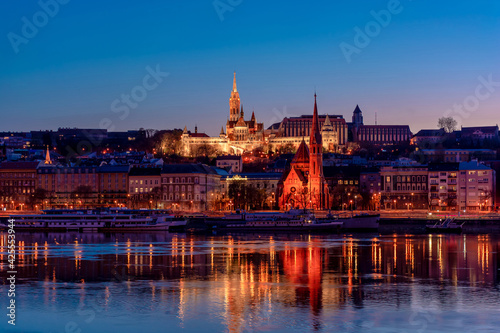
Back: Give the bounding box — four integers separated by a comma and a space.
1, 0, 499, 135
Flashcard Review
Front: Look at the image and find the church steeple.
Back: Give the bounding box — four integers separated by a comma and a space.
44, 146, 52, 165
229, 72, 241, 122
322, 114, 333, 131
310, 94, 322, 146
309, 93, 325, 209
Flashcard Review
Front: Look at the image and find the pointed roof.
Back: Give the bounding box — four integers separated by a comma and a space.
44, 146, 52, 165
323, 114, 332, 128
240, 104, 244, 117
220, 126, 225, 135
310, 94, 322, 145
353, 105, 362, 114
289, 166, 307, 184
236, 116, 247, 127
233, 71, 237, 92
183, 126, 188, 134
292, 138, 310, 164
251, 111, 256, 121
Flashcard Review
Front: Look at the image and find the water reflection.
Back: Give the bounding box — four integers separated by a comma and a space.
0, 232, 499, 333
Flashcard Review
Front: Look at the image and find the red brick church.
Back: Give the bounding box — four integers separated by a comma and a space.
279, 95, 329, 210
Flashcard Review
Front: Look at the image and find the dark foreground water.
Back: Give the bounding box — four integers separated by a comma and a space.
1, 232, 499, 333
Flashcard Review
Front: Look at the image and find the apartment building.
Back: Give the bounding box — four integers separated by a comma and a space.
380, 166, 428, 210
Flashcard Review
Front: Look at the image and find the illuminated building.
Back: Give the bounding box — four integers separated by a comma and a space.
279, 95, 329, 210
180, 72, 265, 156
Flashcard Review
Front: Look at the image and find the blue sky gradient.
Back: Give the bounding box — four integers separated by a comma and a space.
1, 0, 499, 135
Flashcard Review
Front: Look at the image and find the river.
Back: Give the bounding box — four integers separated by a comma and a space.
1, 232, 499, 332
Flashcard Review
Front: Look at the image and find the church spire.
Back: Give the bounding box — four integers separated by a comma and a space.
310, 93, 322, 145
229, 72, 241, 122
44, 146, 52, 165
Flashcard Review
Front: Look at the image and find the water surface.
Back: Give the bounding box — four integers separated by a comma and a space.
1, 232, 499, 332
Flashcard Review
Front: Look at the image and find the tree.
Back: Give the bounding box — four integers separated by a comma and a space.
28, 188, 49, 210
437, 117, 457, 133
71, 185, 94, 207
194, 144, 216, 157
148, 187, 163, 209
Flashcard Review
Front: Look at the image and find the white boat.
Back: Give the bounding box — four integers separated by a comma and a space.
4, 209, 186, 232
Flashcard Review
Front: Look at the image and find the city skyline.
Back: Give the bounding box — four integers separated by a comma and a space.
1, 0, 499, 136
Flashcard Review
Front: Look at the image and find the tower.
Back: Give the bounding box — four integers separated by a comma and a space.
352, 105, 363, 126
229, 72, 240, 122
352, 105, 363, 142
44, 146, 52, 165
309, 94, 325, 209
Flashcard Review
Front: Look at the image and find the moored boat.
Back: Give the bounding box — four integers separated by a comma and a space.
426, 218, 464, 233
2, 209, 186, 232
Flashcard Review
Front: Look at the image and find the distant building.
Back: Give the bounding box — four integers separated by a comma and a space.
221, 173, 282, 209
0, 161, 39, 209
98, 165, 129, 207
360, 169, 382, 196
428, 161, 496, 212
180, 73, 265, 156
351, 105, 412, 145
160, 164, 222, 211
411, 128, 446, 146
420, 149, 497, 163
380, 166, 428, 210
128, 167, 161, 208
461, 126, 499, 142
269, 113, 347, 152
216, 155, 243, 173
37, 164, 99, 208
